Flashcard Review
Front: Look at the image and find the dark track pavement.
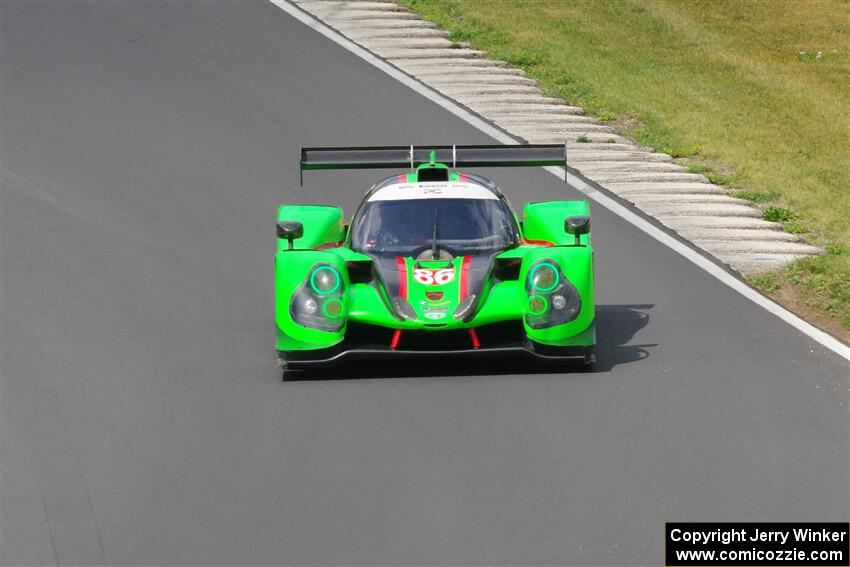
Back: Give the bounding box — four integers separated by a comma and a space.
1, 2, 847, 565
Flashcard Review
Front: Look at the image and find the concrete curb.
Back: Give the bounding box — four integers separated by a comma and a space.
291, 0, 822, 274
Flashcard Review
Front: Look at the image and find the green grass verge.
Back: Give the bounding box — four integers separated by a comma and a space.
786, 247, 850, 331
733, 190, 781, 204
400, 0, 850, 335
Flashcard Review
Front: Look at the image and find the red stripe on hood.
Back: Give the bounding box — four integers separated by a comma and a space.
458, 256, 472, 301
395, 256, 408, 299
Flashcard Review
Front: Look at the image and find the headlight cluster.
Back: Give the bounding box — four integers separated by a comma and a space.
290, 264, 345, 332
525, 260, 581, 329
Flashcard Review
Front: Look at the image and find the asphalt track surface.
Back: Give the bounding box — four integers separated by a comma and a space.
2, 2, 848, 565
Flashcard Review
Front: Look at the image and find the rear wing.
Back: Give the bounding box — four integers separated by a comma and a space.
299, 144, 567, 184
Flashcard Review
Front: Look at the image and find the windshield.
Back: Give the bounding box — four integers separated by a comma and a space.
350, 198, 519, 257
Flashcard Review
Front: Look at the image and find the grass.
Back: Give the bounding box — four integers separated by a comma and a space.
785, 222, 810, 235
400, 0, 850, 336
686, 163, 739, 186
733, 190, 781, 203
762, 206, 798, 223
746, 273, 781, 294
787, 248, 850, 331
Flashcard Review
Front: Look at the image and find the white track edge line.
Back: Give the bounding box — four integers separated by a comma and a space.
271, 0, 850, 361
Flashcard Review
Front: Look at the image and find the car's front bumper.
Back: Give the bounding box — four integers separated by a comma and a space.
277, 321, 594, 368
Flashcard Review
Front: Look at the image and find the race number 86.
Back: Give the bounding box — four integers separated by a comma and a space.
413, 268, 455, 285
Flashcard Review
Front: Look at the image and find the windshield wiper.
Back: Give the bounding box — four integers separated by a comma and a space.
431, 208, 439, 260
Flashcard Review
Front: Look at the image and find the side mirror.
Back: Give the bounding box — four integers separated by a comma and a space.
277, 220, 304, 250
564, 216, 590, 246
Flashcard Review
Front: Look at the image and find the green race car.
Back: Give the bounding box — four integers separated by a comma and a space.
276, 145, 595, 378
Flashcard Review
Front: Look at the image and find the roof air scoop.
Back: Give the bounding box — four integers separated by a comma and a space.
417, 167, 449, 182
415, 150, 450, 182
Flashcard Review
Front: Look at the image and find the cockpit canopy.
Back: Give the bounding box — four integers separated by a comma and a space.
350, 181, 519, 259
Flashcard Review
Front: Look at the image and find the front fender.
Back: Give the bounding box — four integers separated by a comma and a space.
520, 245, 595, 346
275, 250, 348, 351
523, 200, 590, 246
277, 204, 345, 251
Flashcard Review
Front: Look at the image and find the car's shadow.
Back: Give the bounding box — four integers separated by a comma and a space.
283, 304, 654, 381
593, 303, 655, 371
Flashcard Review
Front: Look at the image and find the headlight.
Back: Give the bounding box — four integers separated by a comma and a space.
322, 297, 343, 318
302, 297, 319, 314
527, 295, 548, 315
551, 294, 566, 310
311, 266, 341, 295
290, 264, 345, 332
524, 259, 580, 329
530, 262, 559, 292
